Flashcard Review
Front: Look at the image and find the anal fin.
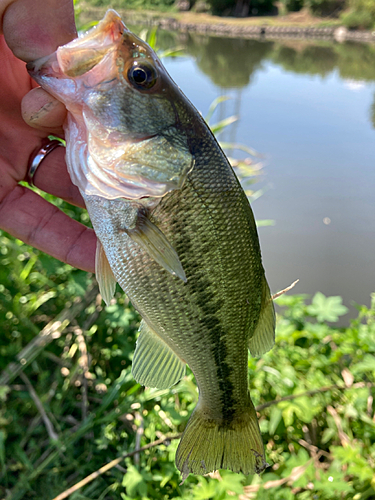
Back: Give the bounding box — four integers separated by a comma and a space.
132, 320, 186, 389
95, 239, 117, 306
248, 276, 275, 356
128, 215, 186, 282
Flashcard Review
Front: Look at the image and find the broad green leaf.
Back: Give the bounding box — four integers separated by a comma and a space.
313, 469, 353, 495
280, 396, 317, 426
281, 448, 310, 478
219, 471, 245, 494
281, 403, 296, 427
352, 354, 375, 375
331, 444, 364, 466
348, 461, 373, 482
0, 385, 10, 402
321, 427, 336, 444
307, 292, 348, 322
193, 478, 217, 500
122, 465, 148, 497
120, 494, 133, 500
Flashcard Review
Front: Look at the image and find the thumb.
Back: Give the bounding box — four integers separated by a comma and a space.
22, 87, 67, 135
2, 0, 77, 62
1, 0, 77, 133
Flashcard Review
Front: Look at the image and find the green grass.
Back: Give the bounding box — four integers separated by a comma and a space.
1, 216, 375, 499
76, 0, 344, 29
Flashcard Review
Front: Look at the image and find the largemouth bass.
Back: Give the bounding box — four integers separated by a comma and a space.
27, 10, 275, 480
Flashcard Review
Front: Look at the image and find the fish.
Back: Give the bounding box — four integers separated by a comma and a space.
27, 10, 275, 481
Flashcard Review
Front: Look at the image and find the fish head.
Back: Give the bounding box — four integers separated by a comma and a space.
27, 10, 194, 200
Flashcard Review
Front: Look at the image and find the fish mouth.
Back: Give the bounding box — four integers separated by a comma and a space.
27, 9, 126, 80
27, 53, 55, 74
27, 52, 64, 81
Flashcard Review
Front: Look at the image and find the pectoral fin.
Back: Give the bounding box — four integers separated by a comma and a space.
95, 239, 117, 306
248, 276, 275, 356
132, 320, 186, 389
128, 215, 187, 282
115, 133, 194, 198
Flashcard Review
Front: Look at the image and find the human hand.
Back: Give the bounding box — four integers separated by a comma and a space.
0, 0, 96, 272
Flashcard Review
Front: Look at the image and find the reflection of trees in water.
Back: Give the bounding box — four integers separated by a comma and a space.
155, 29, 375, 128
334, 42, 375, 81
185, 35, 274, 88
270, 41, 375, 129
370, 94, 375, 129
199, 36, 372, 85
272, 40, 375, 81
155, 30, 375, 86
271, 43, 338, 77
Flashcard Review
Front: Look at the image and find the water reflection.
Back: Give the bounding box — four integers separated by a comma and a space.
157, 31, 375, 82
154, 31, 375, 133
185, 36, 274, 88
271, 43, 338, 77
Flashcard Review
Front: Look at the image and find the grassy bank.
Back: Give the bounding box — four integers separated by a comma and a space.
77, 3, 343, 29
171, 9, 342, 27
1, 216, 375, 498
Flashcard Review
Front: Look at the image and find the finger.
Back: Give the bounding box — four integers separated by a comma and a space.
29, 144, 85, 209
0, 185, 96, 272
22, 87, 66, 135
2, 0, 77, 62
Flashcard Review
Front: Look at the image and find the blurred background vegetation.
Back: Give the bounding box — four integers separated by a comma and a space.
2, 215, 375, 499
79, 0, 375, 30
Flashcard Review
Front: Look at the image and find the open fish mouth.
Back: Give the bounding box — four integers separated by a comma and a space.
27, 9, 194, 201
28, 10, 126, 77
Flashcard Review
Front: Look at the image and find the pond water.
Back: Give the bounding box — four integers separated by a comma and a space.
147, 32, 375, 321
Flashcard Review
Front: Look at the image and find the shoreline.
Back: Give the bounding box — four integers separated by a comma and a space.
78, 6, 375, 43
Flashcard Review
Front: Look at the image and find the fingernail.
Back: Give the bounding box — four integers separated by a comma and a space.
29, 100, 60, 122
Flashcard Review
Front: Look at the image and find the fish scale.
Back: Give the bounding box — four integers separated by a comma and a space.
28, 9, 276, 480
84, 131, 260, 412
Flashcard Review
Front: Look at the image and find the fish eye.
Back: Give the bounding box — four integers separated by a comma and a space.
127, 61, 157, 90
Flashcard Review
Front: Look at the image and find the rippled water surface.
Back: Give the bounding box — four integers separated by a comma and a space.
153, 33, 375, 319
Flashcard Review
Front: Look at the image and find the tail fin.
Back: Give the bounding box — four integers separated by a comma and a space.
176, 398, 267, 482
